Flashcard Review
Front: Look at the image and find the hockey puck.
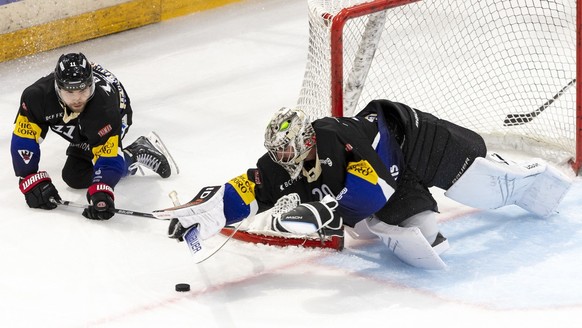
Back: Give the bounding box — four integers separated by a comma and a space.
175, 283, 190, 292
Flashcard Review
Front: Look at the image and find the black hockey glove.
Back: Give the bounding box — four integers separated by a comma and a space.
19, 171, 61, 210
82, 183, 115, 220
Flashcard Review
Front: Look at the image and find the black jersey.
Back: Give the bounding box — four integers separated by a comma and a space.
10, 64, 132, 187
247, 113, 404, 226
223, 99, 486, 227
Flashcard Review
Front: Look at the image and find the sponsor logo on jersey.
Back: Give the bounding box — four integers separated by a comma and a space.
45, 113, 64, 121
279, 175, 302, 191
18, 149, 33, 164
92, 168, 103, 184
97, 124, 113, 137
347, 160, 379, 184
13, 114, 42, 141
228, 174, 256, 205
100, 84, 112, 95
319, 157, 333, 167
92, 135, 119, 159
390, 164, 400, 179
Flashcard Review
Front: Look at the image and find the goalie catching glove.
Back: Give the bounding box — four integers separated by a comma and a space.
153, 186, 226, 241
271, 194, 342, 235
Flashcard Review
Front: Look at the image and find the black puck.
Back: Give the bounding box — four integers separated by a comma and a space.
175, 283, 190, 292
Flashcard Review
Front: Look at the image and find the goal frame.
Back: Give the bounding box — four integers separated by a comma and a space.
327, 0, 582, 174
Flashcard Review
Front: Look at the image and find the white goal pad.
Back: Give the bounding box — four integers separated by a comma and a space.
445, 154, 572, 217
364, 217, 447, 270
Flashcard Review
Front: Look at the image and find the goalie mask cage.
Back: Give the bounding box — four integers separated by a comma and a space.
296, 0, 582, 174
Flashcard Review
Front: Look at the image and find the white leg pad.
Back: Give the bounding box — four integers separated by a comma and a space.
516, 164, 572, 216
400, 210, 439, 245
444, 154, 572, 217
364, 217, 447, 270
345, 219, 379, 240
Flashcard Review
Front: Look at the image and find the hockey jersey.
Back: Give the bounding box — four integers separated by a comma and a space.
10, 64, 133, 188
222, 102, 407, 227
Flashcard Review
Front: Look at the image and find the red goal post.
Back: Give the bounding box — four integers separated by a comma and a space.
296, 0, 581, 174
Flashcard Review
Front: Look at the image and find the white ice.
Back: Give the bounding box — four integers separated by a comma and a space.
0, 1, 581, 327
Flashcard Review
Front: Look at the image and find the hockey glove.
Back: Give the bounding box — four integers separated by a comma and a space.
272, 195, 341, 235
82, 183, 115, 220
153, 186, 226, 241
19, 171, 61, 210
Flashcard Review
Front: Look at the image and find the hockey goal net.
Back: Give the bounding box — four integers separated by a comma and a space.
296, 0, 581, 173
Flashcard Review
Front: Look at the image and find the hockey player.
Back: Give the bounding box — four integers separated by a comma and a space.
11, 53, 174, 220
154, 100, 572, 269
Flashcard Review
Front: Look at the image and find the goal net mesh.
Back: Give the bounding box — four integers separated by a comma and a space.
296, 0, 578, 165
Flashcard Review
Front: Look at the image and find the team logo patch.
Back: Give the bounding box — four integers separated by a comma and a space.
18, 149, 34, 164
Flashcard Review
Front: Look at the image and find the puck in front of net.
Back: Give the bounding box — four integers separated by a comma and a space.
175, 283, 190, 292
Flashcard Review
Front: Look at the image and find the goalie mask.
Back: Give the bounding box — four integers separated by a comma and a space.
264, 107, 318, 180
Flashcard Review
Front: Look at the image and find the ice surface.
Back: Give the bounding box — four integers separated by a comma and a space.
0, 1, 580, 327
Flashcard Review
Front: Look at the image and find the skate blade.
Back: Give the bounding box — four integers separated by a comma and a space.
146, 131, 180, 175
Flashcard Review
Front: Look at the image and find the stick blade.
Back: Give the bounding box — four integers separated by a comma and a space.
503, 113, 534, 126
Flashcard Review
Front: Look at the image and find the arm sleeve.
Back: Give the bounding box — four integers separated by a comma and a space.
86, 105, 125, 188
222, 173, 259, 225
11, 90, 49, 177
336, 159, 395, 225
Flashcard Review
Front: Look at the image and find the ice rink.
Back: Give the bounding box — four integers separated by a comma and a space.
0, 0, 581, 327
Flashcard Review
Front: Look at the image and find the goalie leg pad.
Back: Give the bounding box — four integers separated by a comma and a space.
516, 164, 572, 216
400, 210, 439, 245
365, 217, 447, 270
444, 153, 572, 216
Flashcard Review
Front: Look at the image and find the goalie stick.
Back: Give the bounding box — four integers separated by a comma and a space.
51, 198, 164, 219
503, 78, 576, 126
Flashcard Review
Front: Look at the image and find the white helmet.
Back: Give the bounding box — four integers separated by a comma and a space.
264, 107, 316, 179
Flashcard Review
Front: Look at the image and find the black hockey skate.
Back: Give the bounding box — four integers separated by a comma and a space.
124, 135, 172, 178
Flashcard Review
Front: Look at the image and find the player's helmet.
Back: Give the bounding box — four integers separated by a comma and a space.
54, 53, 94, 92
264, 107, 316, 179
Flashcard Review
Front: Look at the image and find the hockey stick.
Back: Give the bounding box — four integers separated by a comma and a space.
51, 198, 164, 219
503, 78, 576, 126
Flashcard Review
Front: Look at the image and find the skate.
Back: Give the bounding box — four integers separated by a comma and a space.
124, 133, 176, 178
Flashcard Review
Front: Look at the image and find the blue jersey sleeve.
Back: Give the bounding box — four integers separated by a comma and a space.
336, 159, 395, 226
93, 154, 126, 187
11, 135, 41, 177
223, 174, 259, 225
